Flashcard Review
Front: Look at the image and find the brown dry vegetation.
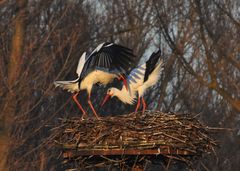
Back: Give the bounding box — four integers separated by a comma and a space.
0, 0, 239, 170
54, 111, 218, 170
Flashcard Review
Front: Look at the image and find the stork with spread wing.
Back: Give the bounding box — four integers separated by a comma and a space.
54, 42, 136, 119
101, 50, 163, 113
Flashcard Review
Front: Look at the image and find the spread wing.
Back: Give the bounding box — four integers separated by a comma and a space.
79, 42, 136, 80
126, 63, 146, 94
76, 52, 87, 76
144, 50, 161, 82
125, 50, 162, 94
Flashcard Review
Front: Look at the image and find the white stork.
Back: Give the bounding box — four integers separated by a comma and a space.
101, 50, 163, 113
54, 42, 136, 119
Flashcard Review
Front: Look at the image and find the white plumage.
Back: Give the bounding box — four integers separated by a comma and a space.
54, 52, 87, 93
54, 42, 136, 119
101, 50, 163, 113
76, 52, 87, 76
105, 87, 136, 105
136, 60, 163, 97
54, 78, 79, 93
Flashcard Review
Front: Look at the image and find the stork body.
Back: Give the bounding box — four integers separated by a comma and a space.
54, 42, 136, 119
101, 50, 163, 113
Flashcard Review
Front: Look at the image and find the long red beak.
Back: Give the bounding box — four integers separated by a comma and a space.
118, 75, 128, 91
122, 77, 128, 91
101, 94, 111, 107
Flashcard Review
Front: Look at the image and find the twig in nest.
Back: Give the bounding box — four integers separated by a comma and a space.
52, 111, 218, 170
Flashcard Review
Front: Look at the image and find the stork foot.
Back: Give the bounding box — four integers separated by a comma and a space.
80, 114, 88, 121
135, 97, 141, 113
95, 115, 101, 120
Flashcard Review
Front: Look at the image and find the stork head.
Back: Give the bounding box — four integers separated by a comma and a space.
101, 88, 117, 107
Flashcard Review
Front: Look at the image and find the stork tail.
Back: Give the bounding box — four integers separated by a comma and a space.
54, 79, 79, 93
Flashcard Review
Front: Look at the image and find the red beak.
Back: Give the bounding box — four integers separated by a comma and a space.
101, 94, 111, 107
122, 77, 128, 91
118, 75, 128, 91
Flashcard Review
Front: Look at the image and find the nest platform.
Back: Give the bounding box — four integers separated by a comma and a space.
53, 111, 217, 170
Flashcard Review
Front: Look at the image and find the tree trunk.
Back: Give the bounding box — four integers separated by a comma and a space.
0, 0, 27, 170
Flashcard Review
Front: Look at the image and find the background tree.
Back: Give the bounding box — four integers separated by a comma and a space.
0, 0, 27, 168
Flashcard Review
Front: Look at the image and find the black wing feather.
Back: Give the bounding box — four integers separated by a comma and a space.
80, 42, 136, 80
144, 50, 161, 82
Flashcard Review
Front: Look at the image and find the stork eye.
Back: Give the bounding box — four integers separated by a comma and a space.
108, 89, 111, 93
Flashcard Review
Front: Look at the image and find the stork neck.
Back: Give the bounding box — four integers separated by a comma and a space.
113, 88, 122, 97
113, 88, 135, 104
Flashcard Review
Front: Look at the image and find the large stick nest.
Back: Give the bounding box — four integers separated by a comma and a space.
53, 111, 218, 170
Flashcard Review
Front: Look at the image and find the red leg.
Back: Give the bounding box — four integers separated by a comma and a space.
87, 94, 100, 120
142, 97, 147, 114
72, 93, 87, 119
135, 97, 141, 113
